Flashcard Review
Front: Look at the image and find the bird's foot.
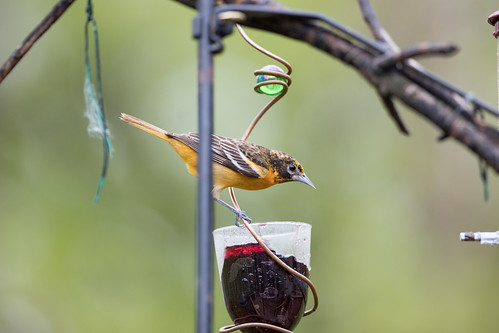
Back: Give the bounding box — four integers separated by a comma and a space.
234, 210, 251, 226
214, 197, 252, 225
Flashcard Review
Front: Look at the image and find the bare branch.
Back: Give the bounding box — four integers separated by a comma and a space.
378, 92, 410, 135
358, 0, 399, 51
374, 42, 458, 71
0, 0, 76, 84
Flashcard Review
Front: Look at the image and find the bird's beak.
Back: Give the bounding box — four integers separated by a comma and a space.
293, 173, 316, 189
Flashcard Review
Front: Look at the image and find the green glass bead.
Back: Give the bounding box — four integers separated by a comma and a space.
255, 65, 287, 96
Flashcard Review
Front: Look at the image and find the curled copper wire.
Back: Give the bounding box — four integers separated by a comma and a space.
236, 24, 292, 141
221, 23, 319, 333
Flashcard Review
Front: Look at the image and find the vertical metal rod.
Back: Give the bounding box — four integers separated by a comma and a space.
196, 0, 214, 332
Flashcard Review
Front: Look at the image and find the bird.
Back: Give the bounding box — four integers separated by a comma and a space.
120, 113, 315, 223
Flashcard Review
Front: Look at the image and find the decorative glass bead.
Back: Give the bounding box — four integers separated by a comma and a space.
255, 65, 287, 96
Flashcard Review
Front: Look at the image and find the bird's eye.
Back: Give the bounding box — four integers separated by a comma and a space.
287, 164, 297, 173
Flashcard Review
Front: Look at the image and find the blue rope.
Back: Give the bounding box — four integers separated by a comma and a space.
84, 0, 112, 204
464, 92, 490, 203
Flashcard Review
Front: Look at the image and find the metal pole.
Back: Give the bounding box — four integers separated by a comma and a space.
195, 0, 214, 332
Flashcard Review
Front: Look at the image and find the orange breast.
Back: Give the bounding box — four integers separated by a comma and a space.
212, 162, 274, 191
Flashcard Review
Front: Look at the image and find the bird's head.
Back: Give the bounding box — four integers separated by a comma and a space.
271, 151, 315, 189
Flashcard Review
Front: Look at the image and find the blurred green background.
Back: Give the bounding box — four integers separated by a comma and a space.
1, 0, 499, 332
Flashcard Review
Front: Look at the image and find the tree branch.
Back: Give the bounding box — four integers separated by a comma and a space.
358, 0, 399, 51
373, 42, 458, 70
176, 0, 499, 172
0, 0, 76, 84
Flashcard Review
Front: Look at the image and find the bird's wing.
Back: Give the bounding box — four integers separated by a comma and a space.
172, 133, 265, 178
216, 136, 266, 178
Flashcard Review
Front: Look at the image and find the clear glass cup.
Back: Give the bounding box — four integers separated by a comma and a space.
213, 222, 312, 333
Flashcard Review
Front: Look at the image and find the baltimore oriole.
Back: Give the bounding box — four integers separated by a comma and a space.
120, 113, 315, 222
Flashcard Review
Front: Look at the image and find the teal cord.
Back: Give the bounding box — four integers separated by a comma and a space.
479, 158, 489, 203
455, 93, 489, 203
471, 97, 489, 203
84, 0, 112, 204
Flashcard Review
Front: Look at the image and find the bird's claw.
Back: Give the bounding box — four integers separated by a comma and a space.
234, 210, 251, 226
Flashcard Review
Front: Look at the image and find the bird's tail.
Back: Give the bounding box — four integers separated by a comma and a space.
120, 113, 173, 142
